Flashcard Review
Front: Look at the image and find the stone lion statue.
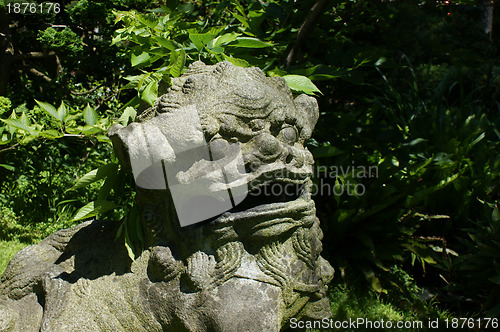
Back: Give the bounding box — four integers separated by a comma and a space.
0, 61, 333, 331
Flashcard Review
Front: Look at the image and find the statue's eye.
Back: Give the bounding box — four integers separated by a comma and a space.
279, 126, 298, 143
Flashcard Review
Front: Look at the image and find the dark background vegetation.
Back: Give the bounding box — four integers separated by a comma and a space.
1, 0, 499, 327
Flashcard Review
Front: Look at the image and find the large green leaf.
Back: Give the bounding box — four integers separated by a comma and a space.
118, 107, 137, 126
189, 32, 215, 52
282, 75, 322, 95
122, 73, 149, 90
227, 37, 273, 48
0, 164, 15, 171
141, 81, 158, 106
169, 49, 186, 78
35, 100, 60, 122
57, 101, 68, 122
224, 56, 250, 68
71, 200, 118, 222
1, 119, 37, 136
213, 33, 240, 47
141, 80, 158, 106
131, 51, 151, 67
153, 36, 176, 50
83, 104, 98, 126
70, 163, 119, 191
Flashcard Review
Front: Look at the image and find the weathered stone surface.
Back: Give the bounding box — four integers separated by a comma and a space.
0, 61, 333, 331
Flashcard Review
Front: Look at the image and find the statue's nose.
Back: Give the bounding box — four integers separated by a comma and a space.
254, 132, 283, 160
283, 146, 305, 168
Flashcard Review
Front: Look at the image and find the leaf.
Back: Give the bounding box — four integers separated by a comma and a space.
0, 164, 15, 171
189, 32, 214, 52
166, 0, 179, 12
402, 138, 427, 147
469, 132, 485, 147
360, 266, 384, 293
80, 125, 101, 135
153, 36, 176, 50
227, 37, 273, 48
141, 80, 158, 106
122, 73, 149, 90
232, 13, 250, 29
131, 51, 151, 67
1, 119, 37, 136
213, 32, 240, 46
169, 49, 186, 78
96, 135, 111, 143
71, 200, 118, 222
224, 56, 250, 68
20, 112, 30, 126
282, 75, 322, 95
492, 206, 500, 222
124, 225, 136, 261
39, 129, 63, 139
57, 101, 68, 122
83, 104, 98, 125
70, 163, 119, 191
35, 100, 60, 122
118, 107, 137, 126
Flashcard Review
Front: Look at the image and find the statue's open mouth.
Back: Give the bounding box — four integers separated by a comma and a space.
208, 177, 315, 239
230, 179, 308, 214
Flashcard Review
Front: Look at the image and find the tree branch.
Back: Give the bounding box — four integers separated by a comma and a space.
13, 51, 56, 61
285, 0, 331, 67
0, 143, 20, 154
25, 66, 53, 83
70, 84, 104, 96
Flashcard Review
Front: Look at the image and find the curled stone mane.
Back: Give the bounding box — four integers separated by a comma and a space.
0, 61, 333, 332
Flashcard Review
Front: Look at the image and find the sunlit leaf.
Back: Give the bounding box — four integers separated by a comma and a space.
57, 101, 68, 122
83, 104, 98, 126
227, 37, 273, 48
169, 49, 186, 77
0, 164, 15, 171
35, 100, 60, 122
71, 200, 118, 221
118, 107, 137, 126
189, 32, 215, 52
131, 51, 151, 67
141, 80, 158, 106
224, 56, 250, 68
70, 163, 119, 191
282, 75, 322, 95
1, 119, 37, 136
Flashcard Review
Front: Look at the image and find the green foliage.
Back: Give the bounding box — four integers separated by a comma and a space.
315, 58, 500, 315
329, 267, 450, 324
0, 97, 11, 116
37, 27, 84, 60
112, 1, 322, 106
0, 100, 117, 243
0, 100, 110, 147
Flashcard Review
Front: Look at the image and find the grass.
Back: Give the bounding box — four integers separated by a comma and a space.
305, 276, 452, 332
0, 240, 29, 275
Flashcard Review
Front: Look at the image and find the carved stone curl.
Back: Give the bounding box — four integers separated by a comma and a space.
0, 61, 333, 331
